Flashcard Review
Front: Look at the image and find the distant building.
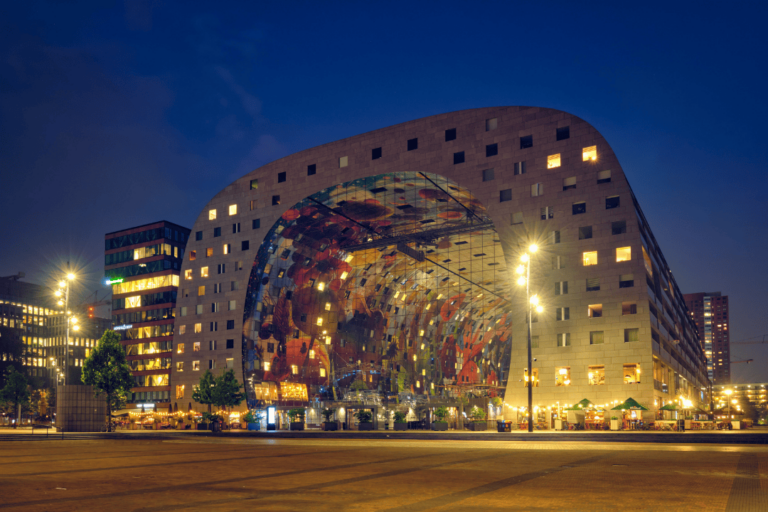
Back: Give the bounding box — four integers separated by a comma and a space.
47, 313, 112, 385
105, 221, 189, 411
712, 382, 767, 406
684, 292, 730, 383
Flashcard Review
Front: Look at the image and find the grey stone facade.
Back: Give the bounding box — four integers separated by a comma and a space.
57, 384, 107, 432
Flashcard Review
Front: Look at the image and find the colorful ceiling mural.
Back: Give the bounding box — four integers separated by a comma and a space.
242, 172, 515, 404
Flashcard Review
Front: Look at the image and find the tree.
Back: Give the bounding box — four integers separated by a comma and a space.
81, 330, 133, 432
192, 370, 216, 413
0, 368, 30, 428
212, 369, 245, 410
0, 326, 24, 386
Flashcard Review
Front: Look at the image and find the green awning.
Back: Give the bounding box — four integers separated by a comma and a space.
611, 397, 649, 411
565, 398, 593, 410
659, 403, 679, 411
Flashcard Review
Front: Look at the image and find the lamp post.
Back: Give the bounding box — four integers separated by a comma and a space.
516, 244, 543, 433
54, 273, 77, 385
723, 388, 733, 424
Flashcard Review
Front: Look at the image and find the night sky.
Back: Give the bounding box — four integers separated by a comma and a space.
2, 2, 766, 381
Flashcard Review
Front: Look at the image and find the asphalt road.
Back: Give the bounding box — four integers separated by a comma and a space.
1, 437, 765, 511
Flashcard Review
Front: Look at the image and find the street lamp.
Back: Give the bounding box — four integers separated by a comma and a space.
516, 244, 543, 433
723, 388, 733, 423
55, 273, 76, 386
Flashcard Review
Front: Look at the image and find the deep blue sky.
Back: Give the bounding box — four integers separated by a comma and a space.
2, 2, 767, 381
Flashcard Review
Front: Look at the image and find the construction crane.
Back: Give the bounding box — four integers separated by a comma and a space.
730, 335, 767, 345
79, 289, 112, 318
730, 359, 754, 364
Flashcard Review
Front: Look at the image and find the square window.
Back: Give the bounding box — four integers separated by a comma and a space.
588, 365, 605, 385
209, 209, 217, 220
597, 170, 611, 184
552, 255, 565, 269
606, 195, 620, 209
514, 161, 527, 175
272, 195, 280, 206
583, 146, 597, 161
582, 251, 597, 266
195, 231, 203, 241
556, 126, 570, 141
213, 227, 221, 237
192, 360, 200, 371
572, 202, 586, 215
557, 333, 571, 347
407, 138, 418, 151
228, 204, 237, 216
242, 240, 250, 251
445, 128, 456, 141
554, 281, 568, 295
556, 367, 571, 386
588, 304, 602, 318
227, 320, 235, 330
486, 118, 497, 131
482, 168, 495, 182
486, 143, 498, 157
194, 323, 202, 334
622, 302, 637, 315
616, 246, 631, 262
619, 274, 634, 288
511, 212, 523, 225
253, 218, 261, 229
612, 220, 627, 235
307, 164, 316, 176
549, 230, 561, 244
250, 179, 258, 190
556, 307, 570, 321
623, 364, 640, 383
586, 277, 600, 292
540, 206, 553, 220
547, 154, 561, 168
531, 183, 543, 197
372, 147, 382, 160
453, 151, 465, 164
579, 226, 593, 240
339, 156, 348, 168
590, 331, 604, 344
278, 172, 286, 183
563, 177, 576, 191
500, 189, 512, 202
624, 328, 639, 343
520, 135, 532, 149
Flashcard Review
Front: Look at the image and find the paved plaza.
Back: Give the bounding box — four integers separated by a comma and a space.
1, 436, 766, 511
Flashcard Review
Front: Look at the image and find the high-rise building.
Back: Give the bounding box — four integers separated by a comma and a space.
684, 292, 730, 383
105, 221, 189, 411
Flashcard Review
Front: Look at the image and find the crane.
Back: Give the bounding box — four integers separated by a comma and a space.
730, 335, 767, 345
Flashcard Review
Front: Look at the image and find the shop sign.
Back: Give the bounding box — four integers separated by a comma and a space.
114, 324, 133, 331
105, 278, 124, 285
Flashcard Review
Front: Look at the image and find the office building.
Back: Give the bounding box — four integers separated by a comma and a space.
684, 292, 729, 383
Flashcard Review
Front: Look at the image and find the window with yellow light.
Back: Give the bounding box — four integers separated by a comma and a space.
583, 251, 598, 266
583, 146, 597, 161
547, 154, 561, 168
616, 246, 631, 262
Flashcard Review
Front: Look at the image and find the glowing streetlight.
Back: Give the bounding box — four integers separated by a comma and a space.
516, 246, 543, 433
529, 244, 538, 253
54, 272, 76, 385
67, 273, 75, 280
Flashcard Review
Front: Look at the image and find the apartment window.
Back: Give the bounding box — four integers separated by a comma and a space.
579, 226, 593, 240
211, 302, 220, 313
616, 247, 631, 262
267, 343, 274, 353
193, 342, 200, 352
252, 219, 261, 229
180, 306, 188, 317
482, 168, 495, 181
201, 266, 209, 277
582, 251, 597, 266
453, 151, 465, 164
563, 177, 576, 191
250, 200, 257, 211
590, 331, 605, 345
588, 304, 603, 318
554, 281, 568, 296
556, 126, 570, 141
194, 323, 202, 334
177, 343, 185, 354
583, 146, 597, 161
250, 179, 258, 190
222, 339, 232, 350
586, 278, 600, 292
176, 362, 183, 372
619, 274, 634, 288
191, 360, 200, 371
514, 161, 527, 175
232, 223, 240, 234
213, 227, 221, 237
531, 183, 543, 197
486, 143, 498, 157
195, 231, 202, 241
445, 128, 456, 141
622, 302, 637, 315
520, 135, 532, 149
486, 118, 497, 131
184, 270, 192, 280
209, 209, 217, 220
272, 195, 280, 206
223, 244, 230, 255
556, 367, 571, 386
306, 163, 316, 176
228, 300, 236, 311
231, 280, 239, 291
511, 212, 523, 225
178, 325, 186, 335
624, 364, 640, 384
606, 195, 620, 209
224, 320, 234, 330
538, 206, 553, 220
176, 385, 185, 398
624, 328, 639, 343
523, 368, 538, 387
196, 305, 203, 314
189, 250, 197, 261
217, 263, 225, 274
597, 170, 611, 184
612, 220, 627, 235
588, 365, 605, 385
206, 247, 213, 257
557, 333, 570, 347
371, 147, 382, 160
226, 358, 234, 369
552, 255, 565, 269
209, 360, 216, 370
242, 240, 250, 251
210, 321, 218, 332
572, 202, 586, 215
213, 283, 222, 293
228, 204, 237, 216
500, 189, 512, 202
209, 340, 217, 350
198, 286, 205, 296
547, 154, 561, 169
407, 138, 418, 151
339, 156, 348, 168
278, 171, 286, 183
556, 307, 570, 321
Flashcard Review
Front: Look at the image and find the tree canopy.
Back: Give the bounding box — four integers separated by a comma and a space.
193, 369, 244, 413
0, 368, 30, 428
81, 330, 133, 432
192, 370, 216, 413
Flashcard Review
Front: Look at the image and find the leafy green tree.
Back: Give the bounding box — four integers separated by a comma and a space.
0, 326, 24, 386
81, 330, 133, 432
0, 368, 30, 428
192, 370, 216, 413
212, 369, 245, 410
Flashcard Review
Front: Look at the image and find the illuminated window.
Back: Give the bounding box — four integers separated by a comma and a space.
194, 323, 202, 334
556, 367, 571, 386
201, 267, 209, 278
547, 154, 561, 169
588, 365, 605, 385
324, 302, 331, 311
316, 317, 323, 326
209, 209, 217, 220
229, 204, 237, 216
291, 364, 299, 375
176, 385, 185, 398
624, 328, 639, 343
176, 362, 183, 372
198, 286, 205, 296
189, 251, 196, 261
223, 244, 230, 255
583, 146, 597, 161
177, 343, 185, 354
178, 325, 186, 335
309, 350, 315, 359
320, 368, 326, 377
192, 360, 200, 371
588, 305, 602, 318
193, 342, 200, 351
206, 247, 213, 257
184, 270, 192, 280
339, 156, 348, 168
623, 363, 640, 384
582, 251, 598, 266
196, 304, 203, 315
557, 333, 570, 347
616, 247, 631, 262
523, 368, 538, 387
589, 331, 604, 344
125, 296, 141, 308
250, 179, 258, 190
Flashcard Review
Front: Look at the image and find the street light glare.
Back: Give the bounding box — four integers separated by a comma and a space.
535, 305, 543, 313
55, 290, 61, 297
520, 254, 529, 263
57, 300, 64, 306
515, 265, 525, 275
67, 273, 75, 280
72, 317, 78, 323
73, 325, 80, 331
516, 276, 526, 286
58, 280, 66, 288
530, 295, 539, 306
529, 244, 538, 253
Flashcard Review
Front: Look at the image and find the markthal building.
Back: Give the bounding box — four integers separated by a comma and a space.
173, 107, 710, 427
